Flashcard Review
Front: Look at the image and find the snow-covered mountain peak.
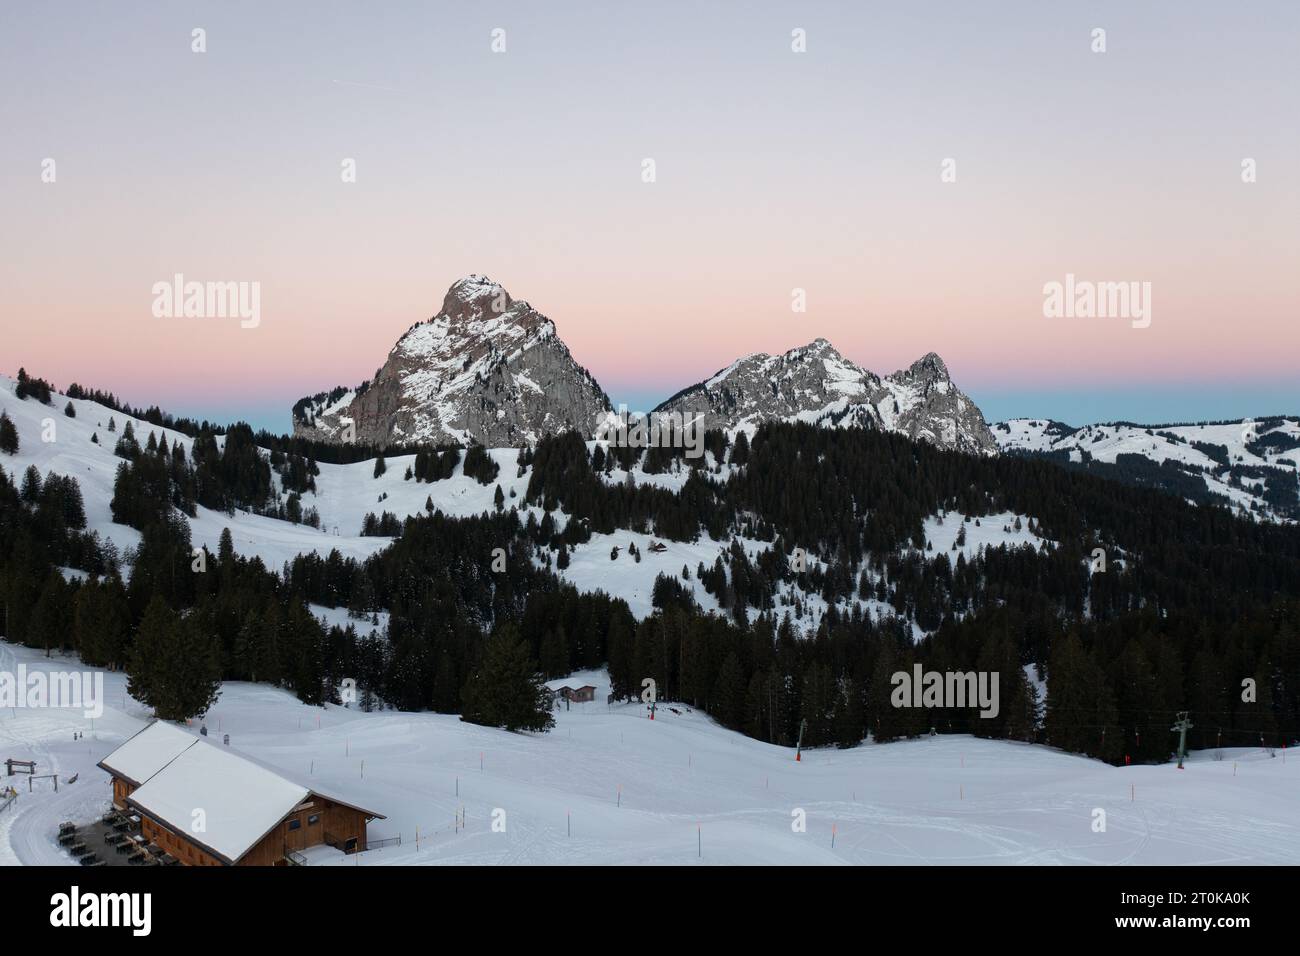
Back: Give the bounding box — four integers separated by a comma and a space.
899, 351, 950, 382
799, 336, 840, 356
440, 274, 513, 320
656, 340, 996, 454
294, 278, 609, 447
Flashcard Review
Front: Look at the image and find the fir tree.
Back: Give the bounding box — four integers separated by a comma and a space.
461, 626, 555, 732
0, 412, 17, 455
218, 527, 235, 564
20, 465, 42, 502
126, 596, 223, 720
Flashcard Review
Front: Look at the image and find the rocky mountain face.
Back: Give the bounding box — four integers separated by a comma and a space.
652, 339, 998, 455
293, 276, 611, 447
294, 278, 995, 456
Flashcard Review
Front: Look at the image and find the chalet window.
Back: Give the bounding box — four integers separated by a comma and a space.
307, 814, 320, 825
288, 819, 302, 831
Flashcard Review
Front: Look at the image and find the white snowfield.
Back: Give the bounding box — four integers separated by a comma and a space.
923, 510, 1050, 561
553, 528, 771, 620
995, 417, 1300, 520
2, 643, 1297, 867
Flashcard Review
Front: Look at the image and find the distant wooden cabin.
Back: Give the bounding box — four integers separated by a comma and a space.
98, 720, 384, 866
544, 683, 598, 706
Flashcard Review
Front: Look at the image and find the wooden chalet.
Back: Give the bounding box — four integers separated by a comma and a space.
98, 720, 384, 866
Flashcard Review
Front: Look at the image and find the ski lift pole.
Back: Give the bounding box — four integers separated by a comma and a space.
1171, 711, 1193, 769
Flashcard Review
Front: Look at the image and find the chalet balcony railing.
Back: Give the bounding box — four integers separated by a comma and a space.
324, 830, 399, 853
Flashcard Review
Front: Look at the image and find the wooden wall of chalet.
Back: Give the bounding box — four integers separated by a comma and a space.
123, 790, 373, 867
141, 817, 224, 866
243, 794, 372, 864
135, 792, 373, 866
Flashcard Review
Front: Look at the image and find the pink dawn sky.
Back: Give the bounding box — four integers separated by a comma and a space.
2, 1, 1296, 431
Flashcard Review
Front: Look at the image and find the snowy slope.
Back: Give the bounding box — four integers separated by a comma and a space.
0, 378, 560, 569
0, 376, 394, 568
6, 376, 1288, 644
995, 417, 1300, 521
549, 528, 772, 620
2, 379, 790, 630
923, 510, 1050, 560
3, 641, 1297, 866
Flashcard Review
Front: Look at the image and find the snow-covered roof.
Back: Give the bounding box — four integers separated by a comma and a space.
102, 719, 383, 864
128, 740, 310, 864
97, 719, 198, 786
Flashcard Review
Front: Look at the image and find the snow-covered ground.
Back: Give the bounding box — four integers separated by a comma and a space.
0, 376, 556, 567
995, 417, 1300, 520
2, 642, 1296, 866
0, 377, 397, 567
550, 529, 771, 620
1, 378, 1003, 638
923, 510, 1050, 559
309, 604, 389, 640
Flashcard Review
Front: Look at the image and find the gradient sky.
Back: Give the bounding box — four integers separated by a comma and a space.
2, 1, 1297, 433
